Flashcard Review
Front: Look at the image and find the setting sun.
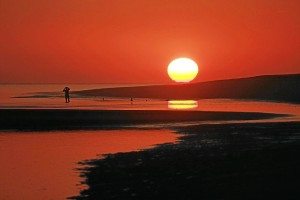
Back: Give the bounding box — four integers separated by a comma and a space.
167, 58, 199, 83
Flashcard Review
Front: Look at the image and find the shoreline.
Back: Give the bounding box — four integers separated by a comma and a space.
74, 121, 300, 199
0, 109, 286, 131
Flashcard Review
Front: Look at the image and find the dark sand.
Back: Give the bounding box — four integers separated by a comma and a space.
0, 109, 285, 130
74, 122, 300, 200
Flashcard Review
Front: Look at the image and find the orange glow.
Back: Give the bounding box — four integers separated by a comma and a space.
0, 1, 300, 83
0, 129, 179, 199
167, 58, 199, 82
168, 100, 198, 109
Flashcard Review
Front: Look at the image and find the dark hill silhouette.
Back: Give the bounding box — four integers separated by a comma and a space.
75, 74, 300, 103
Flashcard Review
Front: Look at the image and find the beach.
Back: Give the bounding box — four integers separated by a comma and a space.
1, 107, 298, 199
0, 83, 300, 199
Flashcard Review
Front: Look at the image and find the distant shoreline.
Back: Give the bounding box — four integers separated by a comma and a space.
75, 73, 300, 104
6, 74, 300, 104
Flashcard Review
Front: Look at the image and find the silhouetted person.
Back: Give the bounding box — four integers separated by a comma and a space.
130, 97, 133, 104
63, 87, 70, 103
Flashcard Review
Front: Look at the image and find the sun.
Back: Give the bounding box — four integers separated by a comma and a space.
167, 58, 199, 83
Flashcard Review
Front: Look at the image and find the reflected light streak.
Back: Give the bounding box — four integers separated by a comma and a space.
168, 100, 198, 110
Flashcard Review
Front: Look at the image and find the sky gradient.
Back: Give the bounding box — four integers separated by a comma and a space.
1, 0, 299, 83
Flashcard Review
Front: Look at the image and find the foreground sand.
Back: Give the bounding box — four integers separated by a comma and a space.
74, 122, 300, 200
1, 109, 297, 199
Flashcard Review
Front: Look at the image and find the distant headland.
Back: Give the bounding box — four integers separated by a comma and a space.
75, 73, 300, 104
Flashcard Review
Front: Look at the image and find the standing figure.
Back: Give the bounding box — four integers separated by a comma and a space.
63, 87, 70, 103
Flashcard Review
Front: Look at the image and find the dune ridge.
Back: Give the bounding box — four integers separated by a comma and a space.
76, 73, 300, 103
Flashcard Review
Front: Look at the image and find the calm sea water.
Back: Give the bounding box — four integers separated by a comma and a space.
0, 84, 299, 121
0, 129, 179, 200
0, 84, 300, 199
0, 84, 150, 109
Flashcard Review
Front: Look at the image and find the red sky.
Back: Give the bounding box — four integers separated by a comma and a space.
1, 0, 299, 84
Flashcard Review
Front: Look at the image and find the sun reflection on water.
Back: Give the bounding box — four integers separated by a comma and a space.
168, 100, 198, 110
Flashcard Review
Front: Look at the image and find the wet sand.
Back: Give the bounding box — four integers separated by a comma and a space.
74, 122, 300, 200
0, 109, 285, 130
